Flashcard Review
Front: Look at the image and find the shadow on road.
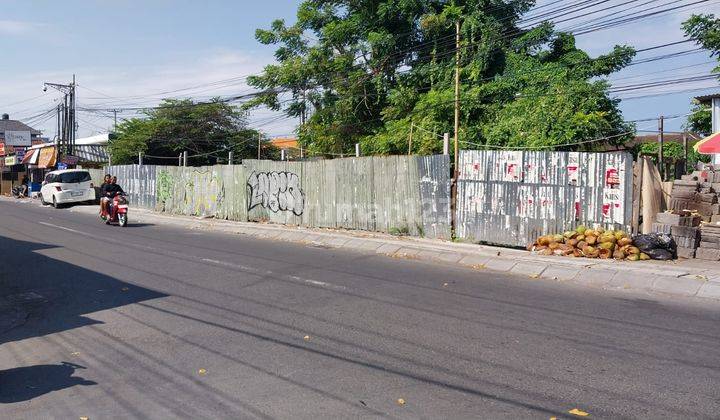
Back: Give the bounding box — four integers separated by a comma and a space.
121, 223, 154, 228
0, 232, 167, 346
0, 362, 96, 403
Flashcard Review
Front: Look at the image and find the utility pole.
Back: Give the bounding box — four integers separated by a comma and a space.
257, 132, 261, 160
63, 94, 69, 153
138, 152, 143, 166
228, 151, 233, 165
355, 143, 360, 157
281, 149, 286, 161
56, 105, 61, 143
111, 109, 119, 132
451, 19, 461, 236
44, 76, 76, 160
183, 151, 188, 167
658, 116, 664, 180
443, 133, 450, 155
70, 74, 76, 156
408, 122, 414, 156
683, 131, 688, 172
178, 153, 182, 167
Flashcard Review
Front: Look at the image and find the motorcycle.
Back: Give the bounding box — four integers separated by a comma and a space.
11, 185, 27, 198
100, 194, 129, 227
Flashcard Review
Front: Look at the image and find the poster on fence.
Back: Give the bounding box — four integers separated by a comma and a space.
567, 152, 580, 185
573, 188, 585, 221
502, 151, 522, 182
605, 165, 621, 188
602, 188, 623, 223
517, 186, 534, 219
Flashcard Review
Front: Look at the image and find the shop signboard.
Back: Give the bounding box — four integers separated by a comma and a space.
5, 155, 17, 166
61, 155, 79, 165
4, 130, 31, 146
37, 146, 57, 169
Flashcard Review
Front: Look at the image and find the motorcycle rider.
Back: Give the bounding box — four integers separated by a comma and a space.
19, 175, 29, 197
105, 176, 127, 225
105, 176, 125, 203
99, 174, 112, 216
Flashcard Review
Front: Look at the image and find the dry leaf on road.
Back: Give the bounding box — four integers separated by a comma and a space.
568, 408, 589, 416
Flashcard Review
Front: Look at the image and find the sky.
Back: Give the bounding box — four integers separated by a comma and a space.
0, 0, 718, 141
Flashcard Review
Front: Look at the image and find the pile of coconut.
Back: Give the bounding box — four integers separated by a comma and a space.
528, 226, 650, 261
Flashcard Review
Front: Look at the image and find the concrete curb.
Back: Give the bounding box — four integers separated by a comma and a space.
9, 197, 719, 302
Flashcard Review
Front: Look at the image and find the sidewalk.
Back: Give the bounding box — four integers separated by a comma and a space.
20, 197, 720, 302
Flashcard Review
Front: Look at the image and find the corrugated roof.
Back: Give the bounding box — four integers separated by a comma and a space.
74, 145, 109, 163
75, 133, 112, 145
0, 119, 42, 135
695, 92, 720, 104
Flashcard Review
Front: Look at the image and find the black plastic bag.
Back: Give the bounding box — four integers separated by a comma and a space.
656, 233, 677, 251
645, 248, 674, 260
632, 233, 677, 259
633, 234, 662, 252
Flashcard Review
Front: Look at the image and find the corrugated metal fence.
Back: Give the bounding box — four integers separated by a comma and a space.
455, 150, 633, 247
242, 155, 451, 238
107, 165, 157, 210
102, 151, 632, 246
111, 155, 451, 239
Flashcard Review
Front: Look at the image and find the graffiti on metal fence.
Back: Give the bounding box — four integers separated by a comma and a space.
247, 171, 305, 215
156, 170, 173, 204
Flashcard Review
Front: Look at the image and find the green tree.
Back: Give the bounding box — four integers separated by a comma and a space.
682, 14, 718, 141
683, 14, 720, 75
249, 1, 635, 155
110, 99, 266, 165
637, 141, 710, 174
685, 102, 712, 136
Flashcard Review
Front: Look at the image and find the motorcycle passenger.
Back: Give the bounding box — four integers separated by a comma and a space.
104, 176, 125, 216
99, 174, 112, 215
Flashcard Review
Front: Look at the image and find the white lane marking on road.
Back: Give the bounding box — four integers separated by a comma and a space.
201, 258, 260, 273
31, 208, 349, 293
287, 275, 347, 290
201, 258, 346, 290
38, 221, 88, 236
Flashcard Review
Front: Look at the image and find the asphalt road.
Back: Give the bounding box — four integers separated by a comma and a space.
0, 199, 719, 419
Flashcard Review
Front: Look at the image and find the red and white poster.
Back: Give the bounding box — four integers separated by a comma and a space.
602, 188, 623, 223
567, 152, 580, 185
605, 165, 621, 188
503, 151, 522, 182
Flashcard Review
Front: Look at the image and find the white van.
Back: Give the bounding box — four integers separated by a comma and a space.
40, 169, 96, 208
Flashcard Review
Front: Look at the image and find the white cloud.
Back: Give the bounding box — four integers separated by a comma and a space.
0, 20, 44, 35
4, 1, 718, 138
0, 48, 297, 138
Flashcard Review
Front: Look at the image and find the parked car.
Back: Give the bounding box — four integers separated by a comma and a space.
40, 169, 96, 208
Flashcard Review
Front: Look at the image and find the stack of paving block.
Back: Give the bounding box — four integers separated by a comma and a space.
652, 211, 701, 258
696, 223, 720, 261
671, 172, 720, 221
